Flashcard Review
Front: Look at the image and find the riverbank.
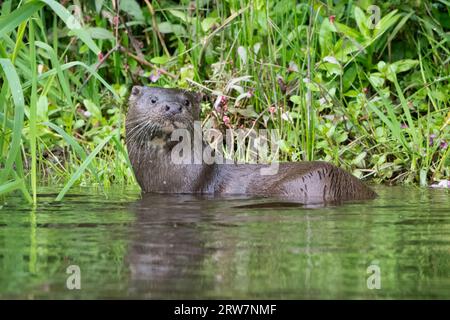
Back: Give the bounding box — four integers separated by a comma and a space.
0, 1, 448, 203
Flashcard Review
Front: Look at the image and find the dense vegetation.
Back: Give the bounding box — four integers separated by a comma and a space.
0, 0, 449, 203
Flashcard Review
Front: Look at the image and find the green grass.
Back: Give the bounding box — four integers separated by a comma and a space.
0, 0, 449, 204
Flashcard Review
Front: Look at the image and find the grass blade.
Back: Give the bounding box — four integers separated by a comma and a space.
44, 121, 100, 182
0, 110, 14, 129
29, 18, 38, 204
0, 1, 44, 39
55, 132, 115, 201
23, 61, 120, 100
36, 41, 73, 107
0, 178, 32, 203
0, 179, 23, 195
0, 58, 25, 183
40, 0, 101, 55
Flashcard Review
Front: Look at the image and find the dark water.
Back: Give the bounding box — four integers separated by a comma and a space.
0, 186, 449, 299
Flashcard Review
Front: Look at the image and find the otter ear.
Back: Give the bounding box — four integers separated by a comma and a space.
194, 92, 204, 104
131, 85, 143, 96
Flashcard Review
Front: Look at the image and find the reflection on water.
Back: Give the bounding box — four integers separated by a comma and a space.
0, 186, 449, 299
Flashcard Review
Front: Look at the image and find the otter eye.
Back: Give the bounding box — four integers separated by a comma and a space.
150, 96, 158, 104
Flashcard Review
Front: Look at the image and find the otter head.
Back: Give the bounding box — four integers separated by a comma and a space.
126, 86, 202, 153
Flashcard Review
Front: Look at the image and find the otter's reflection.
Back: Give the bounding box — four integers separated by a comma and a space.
126, 193, 216, 298
126, 194, 321, 298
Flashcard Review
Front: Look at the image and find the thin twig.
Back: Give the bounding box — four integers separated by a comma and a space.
118, 45, 177, 79
79, 45, 119, 90
115, 0, 145, 59
120, 15, 145, 59
143, 0, 171, 57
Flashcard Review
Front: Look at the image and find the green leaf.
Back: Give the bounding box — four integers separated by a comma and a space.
95, 0, 105, 13
0, 0, 12, 15
36, 95, 49, 122
201, 17, 218, 32
319, 61, 342, 76
344, 89, 359, 97
169, 9, 191, 23
87, 27, 115, 40
352, 151, 367, 167
373, 10, 400, 38
430, 89, 447, 102
237, 46, 247, 65
178, 65, 194, 86
83, 99, 102, 119
119, 0, 144, 21
377, 61, 387, 72
385, 12, 413, 45
342, 64, 357, 91
335, 132, 348, 144
150, 55, 169, 64
333, 38, 362, 60
304, 81, 320, 92
74, 119, 85, 130
156, 22, 186, 35
354, 6, 370, 40
0, 1, 44, 39
390, 59, 419, 73
319, 18, 336, 56
382, 60, 418, 82
333, 22, 362, 41
290, 95, 302, 104
369, 72, 385, 88
235, 106, 258, 118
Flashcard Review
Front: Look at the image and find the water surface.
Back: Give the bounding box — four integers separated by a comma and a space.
0, 186, 449, 299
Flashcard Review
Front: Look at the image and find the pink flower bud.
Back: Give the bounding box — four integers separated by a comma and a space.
220, 95, 228, 105
113, 15, 119, 26
149, 70, 160, 83
269, 106, 276, 114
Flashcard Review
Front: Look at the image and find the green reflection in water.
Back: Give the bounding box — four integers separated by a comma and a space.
0, 186, 448, 299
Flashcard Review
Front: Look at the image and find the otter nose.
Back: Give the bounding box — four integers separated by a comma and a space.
163, 104, 182, 115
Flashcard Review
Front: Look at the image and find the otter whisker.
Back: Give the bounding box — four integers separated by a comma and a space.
126, 119, 152, 138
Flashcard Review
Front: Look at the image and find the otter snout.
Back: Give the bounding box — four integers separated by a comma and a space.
163, 103, 182, 116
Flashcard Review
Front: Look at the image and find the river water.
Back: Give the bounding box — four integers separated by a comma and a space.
0, 186, 448, 299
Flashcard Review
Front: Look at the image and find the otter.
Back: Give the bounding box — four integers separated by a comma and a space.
125, 86, 376, 204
